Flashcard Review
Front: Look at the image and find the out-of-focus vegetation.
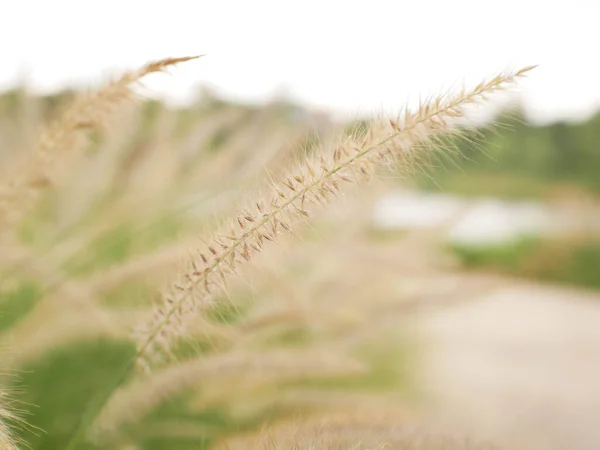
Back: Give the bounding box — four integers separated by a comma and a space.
449, 237, 600, 290
417, 107, 600, 199
410, 106, 600, 289
0, 61, 592, 450
0, 81, 419, 449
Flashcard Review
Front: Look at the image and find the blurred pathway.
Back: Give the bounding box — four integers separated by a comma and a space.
415, 279, 600, 450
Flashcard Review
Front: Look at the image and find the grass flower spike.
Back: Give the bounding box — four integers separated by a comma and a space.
136, 66, 536, 368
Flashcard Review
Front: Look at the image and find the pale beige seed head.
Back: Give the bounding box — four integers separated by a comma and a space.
134, 66, 536, 368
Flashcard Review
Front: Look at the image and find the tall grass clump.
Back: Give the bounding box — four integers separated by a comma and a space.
136, 67, 534, 367
0, 55, 534, 449
0, 56, 199, 241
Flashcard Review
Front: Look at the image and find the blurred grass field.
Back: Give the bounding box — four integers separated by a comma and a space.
0, 65, 598, 449
0, 83, 418, 449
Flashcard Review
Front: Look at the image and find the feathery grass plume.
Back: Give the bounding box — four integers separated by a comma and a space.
0, 404, 19, 450
0, 364, 29, 450
0, 56, 200, 237
0, 412, 19, 450
215, 411, 499, 449
135, 66, 536, 368
91, 350, 365, 442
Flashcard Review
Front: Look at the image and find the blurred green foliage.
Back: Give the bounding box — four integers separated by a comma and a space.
418, 107, 600, 198
449, 237, 600, 289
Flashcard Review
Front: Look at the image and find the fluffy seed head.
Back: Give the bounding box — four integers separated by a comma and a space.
134, 66, 536, 368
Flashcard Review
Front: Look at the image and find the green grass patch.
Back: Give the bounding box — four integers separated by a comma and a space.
418, 172, 559, 200
449, 237, 600, 289
0, 281, 42, 332
12, 339, 135, 449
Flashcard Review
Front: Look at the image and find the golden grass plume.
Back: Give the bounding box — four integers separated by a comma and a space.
215, 410, 499, 449
0, 56, 200, 237
135, 66, 536, 368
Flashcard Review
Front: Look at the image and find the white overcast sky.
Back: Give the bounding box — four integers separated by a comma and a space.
1, 0, 599, 124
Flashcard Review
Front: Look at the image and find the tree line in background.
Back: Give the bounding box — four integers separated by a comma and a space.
417, 107, 600, 198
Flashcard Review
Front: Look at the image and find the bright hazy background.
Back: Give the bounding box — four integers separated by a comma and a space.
2, 0, 599, 123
